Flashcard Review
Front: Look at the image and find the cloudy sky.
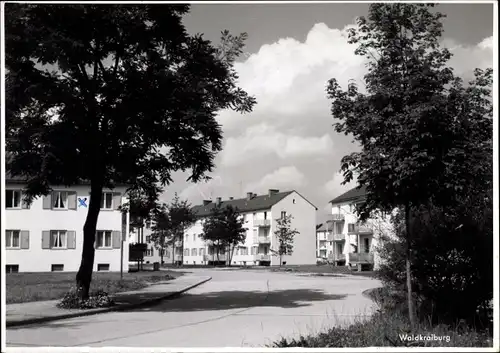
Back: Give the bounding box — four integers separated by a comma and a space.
160, 2, 494, 223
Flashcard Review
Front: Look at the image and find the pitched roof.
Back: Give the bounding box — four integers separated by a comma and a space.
192, 190, 307, 217
329, 185, 367, 205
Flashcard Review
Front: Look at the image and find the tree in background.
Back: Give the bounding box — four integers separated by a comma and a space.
201, 204, 246, 266
327, 3, 492, 327
150, 203, 171, 265
166, 193, 196, 265
5, 4, 256, 298
272, 214, 298, 266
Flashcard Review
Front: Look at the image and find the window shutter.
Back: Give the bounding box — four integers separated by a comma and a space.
112, 231, 121, 249
67, 231, 76, 249
113, 192, 122, 210
20, 231, 30, 249
68, 192, 77, 210
42, 231, 51, 249
42, 194, 52, 209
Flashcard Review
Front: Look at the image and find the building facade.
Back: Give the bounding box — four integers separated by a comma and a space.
324, 186, 394, 271
5, 181, 130, 273
128, 222, 173, 265
181, 189, 317, 266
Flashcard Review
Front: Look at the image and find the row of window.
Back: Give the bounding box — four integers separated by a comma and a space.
5, 230, 120, 249
182, 246, 261, 257
6, 190, 119, 210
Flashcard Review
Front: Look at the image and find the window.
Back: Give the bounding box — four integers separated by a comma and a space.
6, 264, 19, 273
251, 246, 257, 255
281, 211, 287, 219
293, 198, 296, 204
335, 222, 343, 235
101, 192, 113, 210
51, 264, 64, 272
192, 248, 197, 256
98, 264, 110, 271
145, 247, 153, 256
6, 230, 20, 249
240, 247, 248, 255
364, 238, 370, 253
199, 248, 205, 256
51, 230, 67, 249
208, 247, 214, 255
348, 223, 356, 233
145, 220, 151, 229
96, 230, 112, 248
6, 190, 22, 209
185, 234, 188, 242
184, 248, 189, 256
146, 235, 151, 243
53, 191, 68, 209
264, 212, 267, 220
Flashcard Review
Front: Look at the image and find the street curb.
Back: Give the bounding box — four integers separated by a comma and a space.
6, 276, 212, 328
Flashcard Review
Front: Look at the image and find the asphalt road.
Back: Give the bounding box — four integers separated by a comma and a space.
6, 268, 381, 347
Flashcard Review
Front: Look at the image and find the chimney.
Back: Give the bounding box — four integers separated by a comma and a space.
253, 193, 257, 198
246, 192, 253, 200
268, 189, 279, 196
203, 200, 211, 206
216, 197, 222, 206
229, 197, 234, 200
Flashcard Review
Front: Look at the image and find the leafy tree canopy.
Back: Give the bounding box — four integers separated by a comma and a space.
327, 3, 493, 219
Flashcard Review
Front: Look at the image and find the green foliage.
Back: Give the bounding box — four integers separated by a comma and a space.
57, 288, 115, 309
326, 3, 493, 219
377, 194, 493, 328
272, 214, 298, 265
201, 204, 247, 262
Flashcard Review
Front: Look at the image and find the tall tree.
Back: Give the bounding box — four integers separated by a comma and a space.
326, 3, 492, 327
5, 4, 256, 298
201, 204, 246, 265
272, 214, 298, 266
167, 193, 196, 265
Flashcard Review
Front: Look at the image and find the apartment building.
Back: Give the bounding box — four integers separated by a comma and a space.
326, 186, 393, 271
181, 189, 317, 266
5, 175, 130, 273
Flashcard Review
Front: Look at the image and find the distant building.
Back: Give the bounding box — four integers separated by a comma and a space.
181, 189, 317, 266
325, 186, 394, 271
5, 174, 130, 273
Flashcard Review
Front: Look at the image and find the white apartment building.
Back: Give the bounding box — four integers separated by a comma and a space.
5, 175, 130, 273
324, 186, 393, 271
181, 189, 317, 266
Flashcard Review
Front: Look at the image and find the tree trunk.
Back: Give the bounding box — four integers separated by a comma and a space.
180, 231, 184, 266
76, 180, 103, 300
405, 204, 416, 328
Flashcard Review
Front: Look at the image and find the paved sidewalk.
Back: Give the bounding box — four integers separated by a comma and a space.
6, 275, 211, 327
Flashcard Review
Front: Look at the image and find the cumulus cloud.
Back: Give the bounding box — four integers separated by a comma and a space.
173, 21, 493, 211
245, 166, 306, 194
220, 123, 334, 167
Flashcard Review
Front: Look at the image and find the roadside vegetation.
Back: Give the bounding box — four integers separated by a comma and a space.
275, 3, 492, 348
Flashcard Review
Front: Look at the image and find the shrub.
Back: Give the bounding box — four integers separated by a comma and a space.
57, 288, 115, 309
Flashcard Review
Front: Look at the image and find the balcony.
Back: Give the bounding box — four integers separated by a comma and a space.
347, 224, 373, 235
331, 213, 345, 221
204, 254, 227, 262
254, 219, 271, 227
349, 253, 374, 264
253, 254, 271, 261
254, 235, 271, 244
327, 233, 345, 241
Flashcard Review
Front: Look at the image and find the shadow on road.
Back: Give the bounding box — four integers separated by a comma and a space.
126, 288, 348, 313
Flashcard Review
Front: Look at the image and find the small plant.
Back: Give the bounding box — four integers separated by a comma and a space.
57, 287, 115, 309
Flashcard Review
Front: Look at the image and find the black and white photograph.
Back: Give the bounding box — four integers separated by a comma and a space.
2, 0, 497, 349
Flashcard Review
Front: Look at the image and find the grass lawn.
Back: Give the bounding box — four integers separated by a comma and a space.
6, 270, 184, 304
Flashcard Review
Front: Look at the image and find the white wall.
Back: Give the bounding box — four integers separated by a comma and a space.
271, 192, 317, 265
5, 183, 129, 272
